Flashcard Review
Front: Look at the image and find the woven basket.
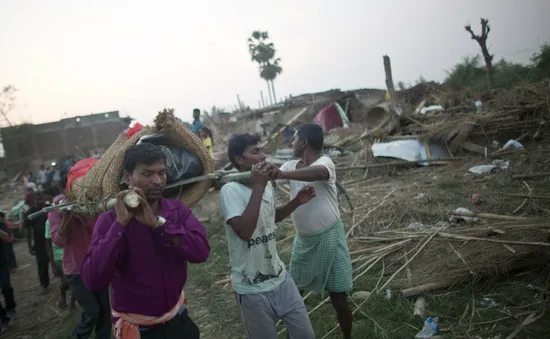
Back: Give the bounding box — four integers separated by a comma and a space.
68, 110, 215, 208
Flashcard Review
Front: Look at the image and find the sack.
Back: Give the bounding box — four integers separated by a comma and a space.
68, 110, 215, 210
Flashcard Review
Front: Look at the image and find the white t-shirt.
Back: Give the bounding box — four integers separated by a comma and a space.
38, 170, 48, 184
279, 156, 340, 234
219, 182, 286, 294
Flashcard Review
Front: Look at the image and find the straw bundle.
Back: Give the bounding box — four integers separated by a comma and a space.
68, 109, 215, 208
355, 221, 550, 291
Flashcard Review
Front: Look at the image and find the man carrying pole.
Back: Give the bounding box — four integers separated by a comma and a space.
219, 133, 316, 339
80, 142, 210, 339
270, 123, 354, 339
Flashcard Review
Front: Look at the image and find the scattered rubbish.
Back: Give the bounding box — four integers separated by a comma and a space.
471, 193, 481, 205
407, 222, 425, 229
420, 105, 444, 115
413, 297, 426, 317
500, 139, 524, 151
313, 102, 350, 132
479, 296, 498, 309
385, 288, 392, 300
415, 317, 439, 338
449, 207, 478, 224
371, 139, 450, 166
468, 160, 510, 174
475, 100, 482, 113
414, 193, 426, 200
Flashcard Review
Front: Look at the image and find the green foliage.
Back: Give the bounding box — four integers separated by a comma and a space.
531, 43, 550, 78
260, 58, 283, 82
444, 44, 549, 92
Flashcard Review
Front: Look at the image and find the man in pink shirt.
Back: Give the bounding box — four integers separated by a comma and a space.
80, 142, 210, 339
49, 196, 111, 338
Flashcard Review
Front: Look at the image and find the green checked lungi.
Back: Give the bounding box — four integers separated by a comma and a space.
289, 219, 353, 297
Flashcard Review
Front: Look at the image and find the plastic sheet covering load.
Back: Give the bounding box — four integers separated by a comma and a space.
66, 158, 98, 194
68, 109, 215, 209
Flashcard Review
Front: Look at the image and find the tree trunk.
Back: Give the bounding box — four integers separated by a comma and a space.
270, 80, 277, 104
480, 44, 494, 89
266, 80, 273, 106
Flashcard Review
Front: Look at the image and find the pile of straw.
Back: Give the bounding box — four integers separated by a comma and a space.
401, 81, 550, 150
69, 109, 215, 208
353, 220, 550, 294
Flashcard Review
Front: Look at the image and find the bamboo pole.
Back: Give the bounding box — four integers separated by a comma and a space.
27, 170, 253, 220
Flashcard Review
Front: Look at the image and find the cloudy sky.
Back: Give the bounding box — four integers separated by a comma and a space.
1, 0, 548, 126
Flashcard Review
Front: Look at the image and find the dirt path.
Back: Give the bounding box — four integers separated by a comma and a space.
2, 241, 76, 339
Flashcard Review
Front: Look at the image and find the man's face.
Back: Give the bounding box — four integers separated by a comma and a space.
193, 111, 200, 120
235, 143, 266, 171
291, 131, 305, 158
124, 160, 167, 201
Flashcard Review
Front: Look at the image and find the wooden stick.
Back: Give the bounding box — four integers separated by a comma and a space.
401, 280, 457, 297
336, 157, 466, 170
505, 312, 541, 339
512, 172, 550, 180
504, 193, 550, 201
437, 232, 550, 247
27, 170, 249, 219
450, 209, 533, 222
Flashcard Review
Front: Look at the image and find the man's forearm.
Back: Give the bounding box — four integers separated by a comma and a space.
281, 166, 329, 182
275, 198, 300, 223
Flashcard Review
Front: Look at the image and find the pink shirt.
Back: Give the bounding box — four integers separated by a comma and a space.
48, 211, 98, 275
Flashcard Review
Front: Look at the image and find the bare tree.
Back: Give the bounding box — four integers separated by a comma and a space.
465, 18, 494, 89
0, 85, 17, 126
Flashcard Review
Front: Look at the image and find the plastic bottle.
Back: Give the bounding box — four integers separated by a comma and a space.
414, 317, 439, 338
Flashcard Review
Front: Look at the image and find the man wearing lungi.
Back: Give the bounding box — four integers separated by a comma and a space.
273, 123, 354, 339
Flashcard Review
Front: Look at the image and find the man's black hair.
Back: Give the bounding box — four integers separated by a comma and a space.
227, 133, 261, 169
123, 143, 166, 173
193, 108, 200, 114
296, 123, 324, 151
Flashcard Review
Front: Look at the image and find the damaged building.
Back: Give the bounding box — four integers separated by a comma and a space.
0, 111, 132, 176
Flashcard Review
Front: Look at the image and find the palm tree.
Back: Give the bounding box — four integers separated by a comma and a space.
247, 30, 282, 106
260, 58, 283, 104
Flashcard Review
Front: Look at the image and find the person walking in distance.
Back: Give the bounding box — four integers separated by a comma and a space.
23, 192, 50, 293
81, 143, 210, 339
45, 194, 75, 311
0, 216, 17, 333
49, 160, 111, 338
219, 133, 316, 339
272, 124, 354, 339
190, 108, 203, 136
0, 213, 17, 272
